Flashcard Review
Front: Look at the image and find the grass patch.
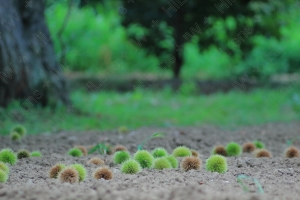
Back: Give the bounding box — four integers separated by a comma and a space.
0, 86, 299, 135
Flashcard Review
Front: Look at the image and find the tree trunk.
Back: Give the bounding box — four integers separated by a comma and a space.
172, 7, 184, 79
0, 0, 69, 107
173, 50, 183, 79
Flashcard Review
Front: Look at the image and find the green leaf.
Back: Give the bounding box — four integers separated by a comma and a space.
237, 174, 264, 194
137, 145, 143, 150
88, 144, 100, 154
237, 177, 249, 192
88, 143, 109, 155
286, 136, 300, 146
137, 132, 167, 150
98, 144, 108, 155
151, 132, 166, 138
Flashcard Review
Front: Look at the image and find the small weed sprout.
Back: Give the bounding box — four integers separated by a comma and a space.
181, 156, 201, 172
10, 132, 21, 141
0, 149, 17, 165
254, 149, 271, 158
137, 132, 166, 150
0, 170, 8, 183
285, 146, 300, 158
253, 141, 265, 149
70, 164, 87, 182
165, 155, 178, 168
58, 167, 79, 184
88, 143, 110, 155
172, 146, 192, 157
93, 167, 113, 180
237, 174, 264, 194
0, 162, 9, 174
212, 146, 227, 156
134, 150, 154, 168
113, 151, 131, 164
30, 151, 42, 157
88, 157, 105, 165
11, 124, 26, 137
225, 142, 242, 156
121, 159, 141, 174
242, 142, 256, 153
205, 155, 227, 174
153, 157, 172, 170
75, 146, 88, 156
286, 136, 300, 147
49, 164, 66, 179
151, 148, 168, 158
17, 149, 30, 159
68, 148, 83, 157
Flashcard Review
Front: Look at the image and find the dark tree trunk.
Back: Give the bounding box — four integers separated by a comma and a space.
173, 50, 183, 79
172, 7, 184, 79
0, 0, 69, 107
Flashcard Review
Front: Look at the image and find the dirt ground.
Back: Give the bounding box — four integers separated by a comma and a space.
1, 122, 300, 200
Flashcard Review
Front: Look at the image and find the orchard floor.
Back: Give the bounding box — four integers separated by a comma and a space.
1, 122, 300, 200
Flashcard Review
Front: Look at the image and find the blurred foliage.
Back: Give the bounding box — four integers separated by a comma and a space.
46, 0, 300, 79
46, 1, 159, 74
178, 81, 198, 96
116, 0, 265, 77
1, 86, 299, 134
2, 1, 299, 135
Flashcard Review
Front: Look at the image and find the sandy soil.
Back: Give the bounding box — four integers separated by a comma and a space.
1, 122, 300, 200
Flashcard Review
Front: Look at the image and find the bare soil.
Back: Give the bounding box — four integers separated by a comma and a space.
67, 72, 300, 94
1, 122, 300, 200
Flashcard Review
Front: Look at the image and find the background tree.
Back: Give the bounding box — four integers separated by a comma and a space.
81, 0, 284, 78
0, 0, 69, 107
121, 0, 284, 78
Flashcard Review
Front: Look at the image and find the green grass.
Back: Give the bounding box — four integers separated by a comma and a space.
0, 86, 299, 134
